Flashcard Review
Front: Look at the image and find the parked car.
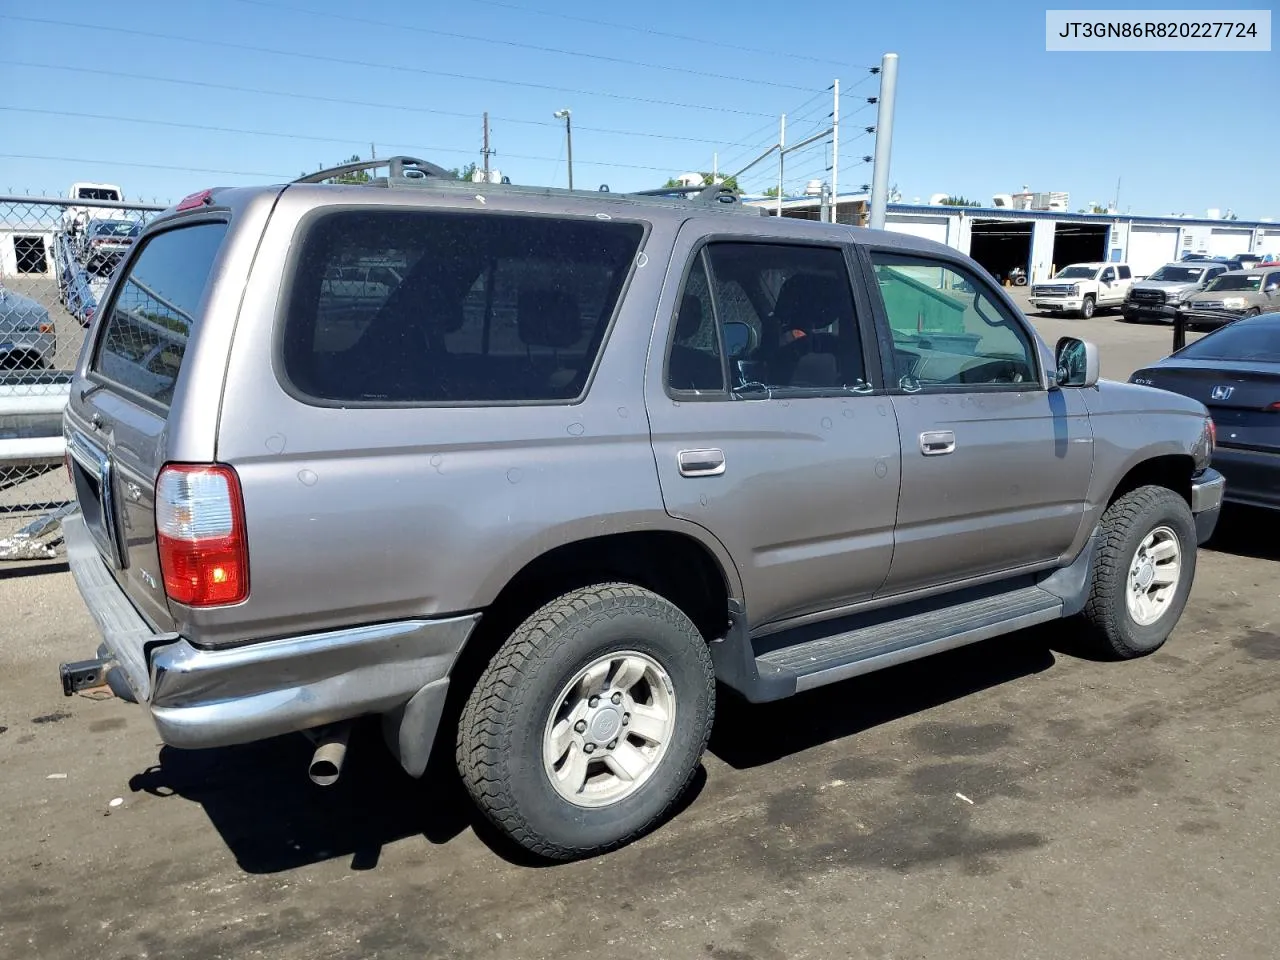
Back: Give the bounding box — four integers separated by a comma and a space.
1179, 267, 1280, 329
1130, 314, 1280, 511
80, 219, 140, 272
0, 282, 56, 370
1122, 261, 1233, 323
1031, 262, 1133, 318
60, 181, 124, 231
1228, 253, 1263, 271
60, 165, 1223, 861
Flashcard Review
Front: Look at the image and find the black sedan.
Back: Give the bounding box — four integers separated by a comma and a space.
1130, 313, 1280, 512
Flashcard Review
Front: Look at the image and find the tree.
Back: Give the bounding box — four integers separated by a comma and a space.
662, 172, 741, 192
763, 185, 780, 198
450, 162, 479, 182
302, 154, 370, 184
940, 195, 979, 207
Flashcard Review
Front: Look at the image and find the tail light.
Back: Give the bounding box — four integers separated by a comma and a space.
155, 464, 249, 607
1268, 402, 1280, 412
1206, 417, 1216, 452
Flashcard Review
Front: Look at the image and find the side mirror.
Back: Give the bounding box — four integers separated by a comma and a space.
721, 321, 751, 359
1265, 282, 1278, 296
1055, 336, 1099, 388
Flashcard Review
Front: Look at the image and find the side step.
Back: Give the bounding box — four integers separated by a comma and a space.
756, 585, 1063, 693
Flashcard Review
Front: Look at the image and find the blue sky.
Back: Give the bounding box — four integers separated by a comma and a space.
0, 0, 1274, 216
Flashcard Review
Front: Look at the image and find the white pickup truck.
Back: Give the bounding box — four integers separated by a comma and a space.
1030, 262, 1134, 318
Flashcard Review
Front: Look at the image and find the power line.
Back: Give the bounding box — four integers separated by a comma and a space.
459, 0, 853, 67
229, 0, 819, 93
0, 153, 291, 179
3, 68, 768, 149
0, 15, 778, 119
0, 108, 687, 175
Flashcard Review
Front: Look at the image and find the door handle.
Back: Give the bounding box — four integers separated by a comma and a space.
919, 430, 956, 456
678, 448, 725, 477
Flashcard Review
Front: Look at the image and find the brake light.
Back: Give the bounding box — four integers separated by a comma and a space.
155, 464, 249, 607
176, 189, 214, 211
1206, 417, 1216, 452
1269, 402, 1280, 412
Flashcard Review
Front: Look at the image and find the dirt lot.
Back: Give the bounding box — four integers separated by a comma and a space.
2, 308, 1276, 960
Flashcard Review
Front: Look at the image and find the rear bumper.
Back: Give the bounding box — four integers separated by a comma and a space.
1214, 447, 1280, 512
63, 514, 478, 751
1191, 468, 1226, 543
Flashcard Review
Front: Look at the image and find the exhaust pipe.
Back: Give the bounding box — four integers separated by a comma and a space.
308, 723, 351, 787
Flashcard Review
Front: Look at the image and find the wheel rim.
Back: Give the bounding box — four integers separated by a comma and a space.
542, 651, 676, 808
1125, 525, 1182, 626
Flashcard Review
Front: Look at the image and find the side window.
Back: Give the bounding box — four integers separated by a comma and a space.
705, 243, 867, 393
1100, 267, 1116, 282
1207, 267, 1225, 282
666, 255, 725, 393
870, 253, 1038, 391
1267, 271, 1280, 290
1118, 265, 1132, 280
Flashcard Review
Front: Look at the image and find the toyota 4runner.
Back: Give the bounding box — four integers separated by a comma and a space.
60, 158, 1224, 860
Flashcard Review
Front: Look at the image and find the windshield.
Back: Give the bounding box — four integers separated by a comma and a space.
77, 188, 120, 202
1148, 266, 1203, 282
1180, 319, 1280, 362
91, 221, 139, 237
1053, 266, 1097, 279
1207, 274, 1262, 292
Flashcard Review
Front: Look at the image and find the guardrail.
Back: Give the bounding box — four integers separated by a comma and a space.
1, 195, 165, 562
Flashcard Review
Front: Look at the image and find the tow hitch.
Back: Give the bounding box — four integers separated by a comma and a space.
59, 657, 116, 697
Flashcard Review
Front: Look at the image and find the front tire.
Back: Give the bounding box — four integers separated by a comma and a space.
457, 583, 715, 860
1080, 295, 1096, 319
1081, 485, 1197, 658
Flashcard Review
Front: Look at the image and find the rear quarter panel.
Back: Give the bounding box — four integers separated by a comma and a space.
203, 187, 738, 646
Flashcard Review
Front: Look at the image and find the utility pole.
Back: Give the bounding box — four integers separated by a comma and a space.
712, 152, 718, 182
370, 142, 376, 159
868, 52, 899, 230
554, 108, 573, 190
482, 113, 492, 182
776, 113, 786, 217
830, 78, 840, 224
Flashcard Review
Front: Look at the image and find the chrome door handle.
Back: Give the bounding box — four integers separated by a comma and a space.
919, 430, 956, 456
678, 448, 725, 477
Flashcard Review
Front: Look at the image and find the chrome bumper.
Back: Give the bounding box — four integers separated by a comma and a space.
64, 514, 478, 751
1191, 468, 1225, 514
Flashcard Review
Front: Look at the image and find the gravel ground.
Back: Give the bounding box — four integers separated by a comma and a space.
1, 294, 1275, 960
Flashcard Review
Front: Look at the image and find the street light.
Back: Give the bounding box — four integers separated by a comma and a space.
553, 108, 573, 190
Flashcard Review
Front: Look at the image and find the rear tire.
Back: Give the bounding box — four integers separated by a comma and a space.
1080, 295, 1096, 319
457, 583, 715, 861
1081, 485, 1196, 659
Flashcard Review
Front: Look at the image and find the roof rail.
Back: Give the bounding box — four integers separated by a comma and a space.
630, 183, 742, 206
292, 155, 452, 184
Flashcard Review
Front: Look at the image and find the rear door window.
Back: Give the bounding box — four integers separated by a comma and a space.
91, 222, 228, 407
281, 210, 644, 404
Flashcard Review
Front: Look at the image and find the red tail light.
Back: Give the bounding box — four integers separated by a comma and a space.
1268, 402, 1280, 412
155, 464, 249, 607
1206, 417, 1216, 452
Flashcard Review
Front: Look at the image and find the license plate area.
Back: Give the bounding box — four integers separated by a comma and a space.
67, 431, 124, 569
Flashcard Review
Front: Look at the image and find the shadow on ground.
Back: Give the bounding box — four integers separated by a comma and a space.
1204, 505, 1280, 562
710, 625, 1058, 770
128, 620, 1072, 873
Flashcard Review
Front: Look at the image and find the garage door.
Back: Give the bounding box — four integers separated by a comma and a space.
1207, 227, 1252, 258
885, 215, 949, 246
1256, 230, 1280, 256
1127, 225, 1179, 277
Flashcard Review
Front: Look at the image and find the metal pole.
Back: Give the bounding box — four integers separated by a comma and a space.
868, 52, 898, 230
820, 182, 831, 223
483, 112, 491, 182
776, 113, 786, 217
713, 152, 718, 182
565, 113, 573, 190
830, 78, 840, 224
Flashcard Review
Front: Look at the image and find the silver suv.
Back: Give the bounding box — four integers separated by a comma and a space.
60, 158, 1224, 860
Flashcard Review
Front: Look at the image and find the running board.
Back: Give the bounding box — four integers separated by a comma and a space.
755, 585, 1063, 693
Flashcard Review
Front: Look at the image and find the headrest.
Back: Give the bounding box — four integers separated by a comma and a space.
518, 289, 581, 348
675, 294, 703, 341
773, 273, 849, 332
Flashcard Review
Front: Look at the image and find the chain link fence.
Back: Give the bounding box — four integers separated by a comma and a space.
1, 195, 165, 561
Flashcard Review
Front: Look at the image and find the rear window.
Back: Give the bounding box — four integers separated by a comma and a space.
91, 222, 228, 406
281, 210, 644, 404
1179, 318, 1280, 362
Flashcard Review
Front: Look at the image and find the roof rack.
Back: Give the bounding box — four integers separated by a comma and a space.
290, 155, 760, 215
292, 156, 452, 184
